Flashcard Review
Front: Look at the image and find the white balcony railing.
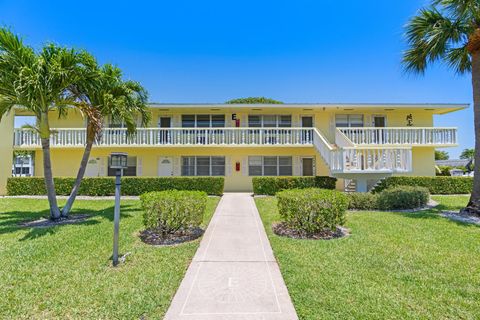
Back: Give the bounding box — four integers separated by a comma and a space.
311, 129, 412, 174
334, 147, 412, 173
13, 127, 315, 147
337, 127, 457, 146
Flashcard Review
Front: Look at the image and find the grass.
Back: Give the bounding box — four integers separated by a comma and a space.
0, 197, 219, 319
255, 195, 480, 320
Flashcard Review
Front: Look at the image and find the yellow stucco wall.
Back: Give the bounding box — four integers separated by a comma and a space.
0, 111, 14, 195
0, 105, 449, 194
34, 147, 330, 192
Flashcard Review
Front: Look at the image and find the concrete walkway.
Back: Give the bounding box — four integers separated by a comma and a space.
165, 193, 298, 320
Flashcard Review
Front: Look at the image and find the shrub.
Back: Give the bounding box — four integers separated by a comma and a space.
276, 188, 348, 234
140, 190, 207, 235
346, 192, 379, 210
436, 166, 453, 176
6, 177, 224, 196
376, 186, 430, 210
252, 176, 337, 195
372, 176, 472, 195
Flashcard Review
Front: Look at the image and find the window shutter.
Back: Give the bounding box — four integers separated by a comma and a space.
225, 156, 232, 176
137, 157, 143, 176
293, 156, 301, 176
242, 157, 249, 176
173, 156, 181, 176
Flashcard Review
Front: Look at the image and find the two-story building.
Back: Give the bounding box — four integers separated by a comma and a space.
0, 103, 466, 194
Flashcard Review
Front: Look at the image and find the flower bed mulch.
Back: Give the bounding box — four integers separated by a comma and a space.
139, 227, 204, 246
272, 222, 349, 240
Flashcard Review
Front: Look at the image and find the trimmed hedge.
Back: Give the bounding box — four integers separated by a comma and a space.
276, 188, 348, 234
140, 190, 207, 234
346, 192, 379, 210
372, 176, 472, 195
252, 176, 337, 195
377, 186, 430, 210
6, 177, 224, 196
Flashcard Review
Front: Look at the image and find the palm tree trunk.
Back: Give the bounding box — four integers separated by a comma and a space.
41, 138, 61, 219
464, 51, 480, 215
61, 137, 94, 217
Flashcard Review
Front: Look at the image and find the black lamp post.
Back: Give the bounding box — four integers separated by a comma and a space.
110, 152, 128, 267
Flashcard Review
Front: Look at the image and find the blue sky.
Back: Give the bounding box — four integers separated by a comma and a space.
0, 0, 474, 157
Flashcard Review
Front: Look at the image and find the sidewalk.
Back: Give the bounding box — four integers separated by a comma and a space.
165, 193, 298, 320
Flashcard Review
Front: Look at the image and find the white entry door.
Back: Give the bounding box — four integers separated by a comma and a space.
158, 157, 173, 176
85, 158, 100, 177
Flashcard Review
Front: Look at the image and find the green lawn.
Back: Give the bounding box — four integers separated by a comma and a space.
255, 195, 480, 320
0, 197, 219, 319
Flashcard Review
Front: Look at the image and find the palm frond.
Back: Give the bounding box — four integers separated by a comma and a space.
403, 6, 472, 74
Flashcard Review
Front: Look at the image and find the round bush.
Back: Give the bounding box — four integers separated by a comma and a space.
377, 186, 430, 210
276, 188, 348, 235
140, 190, 207, 235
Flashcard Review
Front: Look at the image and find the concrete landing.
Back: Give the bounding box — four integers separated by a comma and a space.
164, 193, 298, 320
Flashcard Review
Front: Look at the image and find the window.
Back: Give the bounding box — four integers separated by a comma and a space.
279, 156, 293, 175
212, 115, 225, 127
108, 156, 137, 176
181, 157, 196, 176
248, 156, 263, 176
248, 115, 292, 127
181, 156, 226, 176
182, 115, 225, 128
182, 115, 196, 128
248, 156, 293, 176
335, 114, 364, 128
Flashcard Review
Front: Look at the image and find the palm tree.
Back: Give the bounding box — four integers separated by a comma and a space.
403, 0, 480, 215
460, 148, 475, 160
60, 58, 150, 216
0, 28, 82, 219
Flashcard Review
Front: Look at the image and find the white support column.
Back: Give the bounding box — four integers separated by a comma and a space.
356, 178, 368, 193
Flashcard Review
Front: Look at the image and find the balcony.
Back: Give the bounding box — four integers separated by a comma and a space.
13, 127, 315, 148
336, 127, 457, 146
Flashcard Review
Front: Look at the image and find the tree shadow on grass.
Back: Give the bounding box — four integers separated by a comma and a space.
390, 207, 480, 229
0, 203, 141, 240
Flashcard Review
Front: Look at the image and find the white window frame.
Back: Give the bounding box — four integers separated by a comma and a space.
181, 114, 226, 128
335, 114, 364, 128
247, 115, 292, 128
181, 156, 226, 176
248, 156, 293, 176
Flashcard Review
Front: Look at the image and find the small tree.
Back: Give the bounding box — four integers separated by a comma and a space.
435, 150, 450, 160
61, 58, 150, 217
460, 148, 475, 160
0, 28, 83, 219
225, 97, 283, 104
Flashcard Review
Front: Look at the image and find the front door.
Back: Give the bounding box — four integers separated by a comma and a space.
301, 116, 313, 143
373, 116, 386, 128
301, 116, 313, 127
85, 158, 100, 177
159, 117, 171, 143
158, 156, 173, 176
373, 116, 386, 144
302, 158, 314, 176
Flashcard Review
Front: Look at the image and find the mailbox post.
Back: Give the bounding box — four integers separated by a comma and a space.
110, 152, 128, 267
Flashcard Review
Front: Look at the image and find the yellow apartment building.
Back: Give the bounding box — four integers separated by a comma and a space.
0, 103, 466, 194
